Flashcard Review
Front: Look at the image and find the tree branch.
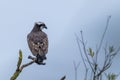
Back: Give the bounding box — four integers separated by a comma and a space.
10, 50, 40, 80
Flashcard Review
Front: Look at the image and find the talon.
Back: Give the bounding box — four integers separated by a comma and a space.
42, 63, 46, 65
35, 61, 46, 65
42, 56, 47, 60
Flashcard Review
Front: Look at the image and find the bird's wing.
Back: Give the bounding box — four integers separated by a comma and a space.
37, 31, 48, 54
27, 31, 48, 56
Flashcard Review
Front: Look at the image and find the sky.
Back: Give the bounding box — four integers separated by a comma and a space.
0, 0, 120, 80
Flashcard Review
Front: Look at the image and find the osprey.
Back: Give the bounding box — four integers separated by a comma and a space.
27, 22, 48, 64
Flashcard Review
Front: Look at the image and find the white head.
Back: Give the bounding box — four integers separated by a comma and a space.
35, 22, 47, 30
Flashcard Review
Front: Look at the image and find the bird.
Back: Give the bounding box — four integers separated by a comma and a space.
27, 22, 48, 64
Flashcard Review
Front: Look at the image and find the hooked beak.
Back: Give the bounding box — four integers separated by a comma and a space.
44, 26, 47, 29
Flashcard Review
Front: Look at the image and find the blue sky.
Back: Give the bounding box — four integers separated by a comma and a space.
0, 0, 120, 80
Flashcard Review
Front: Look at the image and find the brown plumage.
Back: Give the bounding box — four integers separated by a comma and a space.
27, 22, 48, 64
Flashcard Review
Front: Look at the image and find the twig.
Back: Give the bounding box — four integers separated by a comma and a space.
73, 61, 80, 80
96, 16, 111, 55
60, 75, 66, 80
19, 60, 35, 71
75, 33, 89, 80
10, 50, 23, 80
80, 31, 94, 72
75, 34, 88, 69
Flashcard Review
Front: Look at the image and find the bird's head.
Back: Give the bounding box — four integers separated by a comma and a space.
35, 22, 47, 30
32, 22, 47, 32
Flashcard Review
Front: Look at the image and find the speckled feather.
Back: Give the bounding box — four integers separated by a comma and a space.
27, 30, 48, 57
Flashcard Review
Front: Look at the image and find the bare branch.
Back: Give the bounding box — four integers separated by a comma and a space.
19, 60, 35, 71
75, 34, 87, 69
80, 31, 94, 72
73, 61, 80, 80
75, 33, 89, 80
96, 16, 111, 55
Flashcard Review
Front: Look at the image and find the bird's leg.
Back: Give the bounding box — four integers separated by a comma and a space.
28, 55, 36, 60
28, 55, 45, 65
35, 54, 46, 65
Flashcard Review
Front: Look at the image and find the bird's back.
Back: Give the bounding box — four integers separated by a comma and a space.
27, 31, 48, 56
